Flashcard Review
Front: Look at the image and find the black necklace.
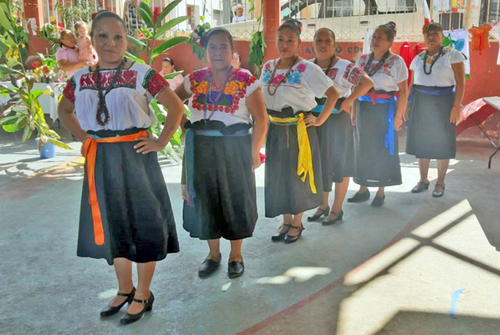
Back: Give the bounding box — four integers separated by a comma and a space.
364, 51, 391, 77
314, 55, 336, 76
95, 59, 126, 126
423, 46, 444, 75
203, 66, 233, 121
267, 56, 299, 96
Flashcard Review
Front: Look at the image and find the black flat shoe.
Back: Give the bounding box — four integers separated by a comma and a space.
198, 253, 222, 278
411, 181, 430, 193
371, 195, 385, 207
120, 292, 154, 325
271, 223, 291, 242
100, 287, 136, 317
432, 183, 446, 198
307, 206, 330, 222
347, 190, 371, 203
322, 210, 344, 226
228, 259, 244, 279
284, 225, 304, 244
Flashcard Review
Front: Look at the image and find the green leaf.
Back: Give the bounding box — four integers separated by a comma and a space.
154, 16, 189, 38
2, 122, 20, 132
138, 3, 154, 28
48, 138, 72, 150
0, 4, 13, 32
22, 123, 33, 141
155, 0, 183, 28
127, 35, 148, 49
0, 64, 21, 75
125, 52, 146, 64
162, 70, 183, 80
151, 36, 189, 59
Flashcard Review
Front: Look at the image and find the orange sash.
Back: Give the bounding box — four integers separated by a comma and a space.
82, 130, 149, 245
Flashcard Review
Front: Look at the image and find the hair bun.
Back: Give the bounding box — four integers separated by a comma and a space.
385, 21, 397, 36
280, 18, 302, 35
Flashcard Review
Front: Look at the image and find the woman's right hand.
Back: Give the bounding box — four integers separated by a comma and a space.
80, 137, 89, 157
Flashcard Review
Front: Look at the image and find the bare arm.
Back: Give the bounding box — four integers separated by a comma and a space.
305, 86, 339, 127
245, 87, 268, 171
58, 59, 88, 72
451, 62, 466, 124
174, 83, 192, 130
57, 96, 87, 142
135, 87, 185, 154
340, 75, 374, 112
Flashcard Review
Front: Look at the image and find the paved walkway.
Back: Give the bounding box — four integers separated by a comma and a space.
1, 130, 500, 335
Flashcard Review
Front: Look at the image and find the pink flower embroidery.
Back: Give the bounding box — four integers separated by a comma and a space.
193, 69, 208, 83
296, 63, 306, 72
265, 63, 271, 69
273, 74, 284, 85
235, 71, 250, 83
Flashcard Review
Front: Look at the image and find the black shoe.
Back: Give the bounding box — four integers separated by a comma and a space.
307, 206, 330, 222
228, 259, 245, 279
100, 287, 136, 317
271, 223, 291, 242
432, 183, 446, 198
120, 292, 154, 325
347, 190, 371, 203
371, 195, 385, 207
322, 210, 344, 226
284, 225, 304, 244
198, 253, 222, 278
411, 181, 430, 193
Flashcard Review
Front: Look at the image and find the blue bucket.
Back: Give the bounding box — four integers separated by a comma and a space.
36, 138, 57, 159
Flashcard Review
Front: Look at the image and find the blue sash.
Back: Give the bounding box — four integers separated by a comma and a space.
311, 97, 343, 114
409, 85, 454, 102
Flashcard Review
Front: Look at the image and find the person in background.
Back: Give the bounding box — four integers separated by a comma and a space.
406, 22, 466, 197
160, 57, 184, 91
56, 30, 89, 80
74, 21, 98, 65
231, 52, 241, 69
232, 4, 246, 23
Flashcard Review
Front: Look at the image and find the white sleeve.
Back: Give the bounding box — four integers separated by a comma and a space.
183, 74, 192, 95
409, 55, 420, 71
302, 62, 333, 97
449, 49, 466, 64
393, 56, 409, 84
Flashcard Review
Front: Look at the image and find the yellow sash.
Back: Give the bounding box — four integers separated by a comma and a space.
269, 114, 316, 194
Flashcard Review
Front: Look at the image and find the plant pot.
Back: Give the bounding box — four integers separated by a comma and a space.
35, 138, 56, 159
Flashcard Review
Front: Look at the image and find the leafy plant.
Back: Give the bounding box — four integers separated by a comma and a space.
187, 21, 211, 61
0, 0, 70, 151
38, 23, 64, 55
55, 0, 95, 30
247, 0, 265, 77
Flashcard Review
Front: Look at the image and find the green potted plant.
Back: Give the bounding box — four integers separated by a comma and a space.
0, 0, 71, 158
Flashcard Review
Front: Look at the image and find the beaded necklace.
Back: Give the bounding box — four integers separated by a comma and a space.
203, 66, 233, 121
314, 55, 336, 76
364, 51, 391, 77
423, 46, 444, 75
95, 59, 126, 126
267, 55, 299, 96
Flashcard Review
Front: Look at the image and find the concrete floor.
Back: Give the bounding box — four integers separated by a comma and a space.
1, 128, 500, 335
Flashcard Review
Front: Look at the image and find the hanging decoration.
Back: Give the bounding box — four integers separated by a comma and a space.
469, 24, 491, 55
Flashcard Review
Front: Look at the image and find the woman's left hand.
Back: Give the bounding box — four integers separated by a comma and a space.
134, 136, 165, 154
450, 105, 461, 124
252, 153, 262, 172
305, 114, 323, 127
339, 100, 351, 114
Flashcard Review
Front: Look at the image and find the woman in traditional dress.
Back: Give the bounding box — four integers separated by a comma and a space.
307, 28, 374, 225
58, 11, 184, 325
349, 22, 409, 207
175, 28, 267, 279
261, 19, 339, 243
407, 22, 465, 197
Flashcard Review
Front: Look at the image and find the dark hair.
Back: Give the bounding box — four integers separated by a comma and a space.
376, 21, 397, 42
74, 21, 88, 31
278, 19, 302, 37
313, 27, 336, 43
203, 27, 234, 50
59, 29, 73, 47
423, 22, 443, 34
163, 57, 174, 65
90, 11, 126, 37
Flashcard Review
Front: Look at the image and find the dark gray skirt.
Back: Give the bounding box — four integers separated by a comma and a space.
77, 128, 179, 265
182, 121, 257, 240
265, 108, 323, 217
355, 101, 402, 187
314, 105, 355, 192
406, 85, 456, 159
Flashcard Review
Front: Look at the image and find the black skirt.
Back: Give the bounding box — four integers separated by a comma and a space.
77, 128, 179, 265
355, 100, 402, 187
265, 108, 323, 217
406, 85, 456, 159
182, 121, 257, 240
314, 99, 355, 192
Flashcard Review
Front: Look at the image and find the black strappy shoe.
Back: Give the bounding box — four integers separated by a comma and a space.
307, 206, 330, 222
100, 287, 136, 317
271, 223, 291, 242
347, 190, 371, 203
284, 225, 305, 244
322, 210, 344, 226
411, 181, 430, 193
120, 291, 155, 325
432, 183, 446, 198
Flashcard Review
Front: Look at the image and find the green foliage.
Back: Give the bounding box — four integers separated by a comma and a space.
187, 22, 211, 61
56, 0, 96, 30
38, 23, 62, 55
247, 1, 265, 77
